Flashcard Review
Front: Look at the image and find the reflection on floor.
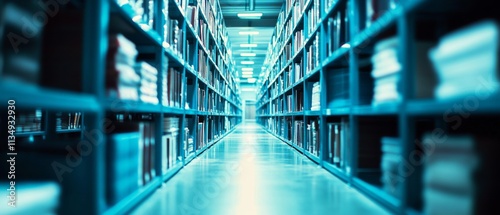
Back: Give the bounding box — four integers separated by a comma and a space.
131, 122, 392, 215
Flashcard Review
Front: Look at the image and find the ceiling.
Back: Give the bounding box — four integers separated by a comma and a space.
219, 0, 283, 85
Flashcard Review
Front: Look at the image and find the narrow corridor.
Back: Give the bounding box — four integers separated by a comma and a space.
131, 123, 391, 215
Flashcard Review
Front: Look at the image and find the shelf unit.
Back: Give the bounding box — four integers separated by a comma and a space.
257, 0, 500, 214
0, 0, 241, 214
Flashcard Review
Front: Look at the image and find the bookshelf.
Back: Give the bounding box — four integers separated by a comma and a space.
0, 0, 241, 214
257, 0, 500, 214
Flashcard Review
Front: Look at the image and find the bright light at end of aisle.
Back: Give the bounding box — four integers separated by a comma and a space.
241, 53, 257, 57
239, 31, 260, 35
240, 44, 258, 48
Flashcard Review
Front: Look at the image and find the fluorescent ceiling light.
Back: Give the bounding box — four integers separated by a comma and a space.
242, 74, 253, 77
241, 61, 255, 65
242, 68, 254, 71
247, 78, 257, 83
239, 31, 259, 35
242, 71, 253, 75
240, 53, 256, 57
237, 12, 263, 19
240, 43, 258, 48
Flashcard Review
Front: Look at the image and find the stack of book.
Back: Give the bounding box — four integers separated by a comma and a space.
16, 109, 43, 132
429, 20, 500, 100
106, 34, 140, 101
135, 62, 159, 105
371, 37, 401, 105
1, 2, 43, 84
106, 122, 141, 205
380, 137, 401, 197
422, 134, 479, 215
163, 117, 179, 172
311, 82, 321, 110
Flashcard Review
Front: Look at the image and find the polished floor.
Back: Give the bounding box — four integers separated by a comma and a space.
131, 122, 392, 215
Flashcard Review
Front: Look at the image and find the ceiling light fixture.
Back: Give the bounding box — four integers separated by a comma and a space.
242, 68, 254, 71
241, 61, 255, 65
237, 12, 263, 19
242, 71, 253, 75
247, 78, 257, 83
240, 43, 258, 48
240, 53, 256, 57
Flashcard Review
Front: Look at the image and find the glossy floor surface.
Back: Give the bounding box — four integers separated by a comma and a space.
131, 122, 392, 215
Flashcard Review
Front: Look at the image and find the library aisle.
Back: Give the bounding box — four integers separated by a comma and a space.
131, 122, 390, 215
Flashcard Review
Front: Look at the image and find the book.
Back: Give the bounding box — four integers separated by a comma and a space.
163, 117, 180, 170
326, 69, 350, 107
371, 37, 402, 105
429, 20, 500, 100
380, 137, 401, 197
135, 62, 159, 105
422, 134, 479, 215
56, 112, 82, 130
197, 121, 205, 149
106, 34, 140, 100
1, 3, 43, 85
107, 126, 141, 205
311, 82, 321, 110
